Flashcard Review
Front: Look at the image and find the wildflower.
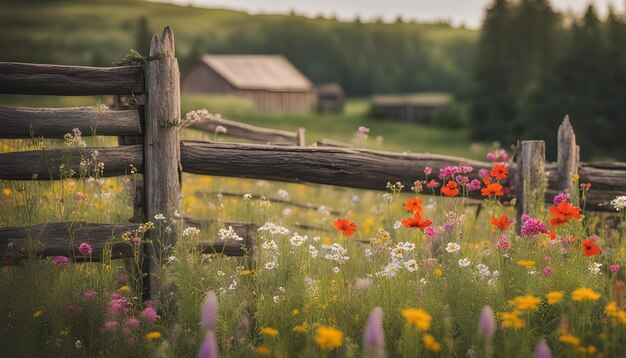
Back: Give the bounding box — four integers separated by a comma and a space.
610, 264, 620, 272
422, 334, 441, 352
261, 240, 278, 250
260, 327, 278, 337
75, 340, 82, 349
201, 291, 218, 331
52, 256, 70, 266
363, 307, 386, 357
254, 344, 271, 357
154, 214, 166, 221
516, 260, 536, 268
497, 235, 511, 250
198, 332, 219, 358
509, 295, 541, 311
572, 288, 601, 301
2, 187, 11, 197
501, 310, 525, 329
588, 262, 602, 275
183, 226, 201, 237
490, 163, 508, 180
441, 181, 459, 197
82, 290, 97, 301
240, 269, 254, 276
404, 198, 424, 216
75, 191, 86, 201
315, 326, 343, 350
289, 232, 308, 247
479, 306, 497, 338
491, 215, 513, 231
581, 239, 602, 257
142, 306, 160, 323
126, 317, 140, 329
520, 217, 550, 236
534, 338, 551, 358
118, 285, 130, 292
611, 195, 626, 211
553, 193, 569, 205
264, 261, 278, 270
434, 268, 443, 276
401, 308, 432, 331
333, 267, 340, 274
445, 242, 461, 253
558, 333, 580, 346
467, 179, 482, 191
78, 243, 92, 256
542, 267, 554, 278
481, 183, 504, 197
424, 166, 432, 176
401, 213, 432, 230
549, 201, 582, 227
242, 193, 252, 200
458, 258, 471, 267
426, 179, 440, 189
333, 218, 357, 237
424, 226, 437, 237
404, 259, 419, 272
33, 309, 43, 318
292, 325, 309, 333
218, 226, 243, 241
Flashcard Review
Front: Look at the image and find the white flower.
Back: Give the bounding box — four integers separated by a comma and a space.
102, 192, 114, 200
217, 270, 225, 277
183, 226, 200, 237
154, 213, 166, 221
75, 340, 82, 349
273, 295, 280, 303
243, 193, 252, 200
165, 255, 177, 264
333, 267, 340, 274
322, 243, 349, 264
290, 232, 308, 247
404, 259, 419, 272
312, 236, 321, 242
282, 208, 292, 217
382, 193, 393, 202
420, 278, 428, 285
218, 226, 243, 241
317, 205, 330, 215
458, 258, 471, 267
393, 221, 402, 230
612, 195, 626, 211
308, 245, 318, 258
589, 262, 603, 275
277, 189, 290, 200
278, 286, 286, 293
264, 261, 278, 270
382, 261, 401, 277
355, 278, 373, 290
445, 242, 461, 253
364, 248, 373, 258
258, 222, 289, 236
262, 240, 278, 250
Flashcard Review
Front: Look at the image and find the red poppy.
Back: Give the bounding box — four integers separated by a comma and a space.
333, 218, 357, 237
401, 213, 433, 230
581, 239, 602, 256
490, 163, 508, 181
426, 179, 439, 189
483, 175, 491, 185
441, 181, 459, 197
548, 229, 556, 240
549, 201, 582, 227
491, 215, 513, 232
404, 198, 424, 217
481, 183, 504, 197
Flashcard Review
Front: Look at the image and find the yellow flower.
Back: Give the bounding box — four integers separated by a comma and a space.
508, 295, 541, 311
577, 345, 597, 354
500, 310, 525, 329
559, 333, 580, 346
240, 270, 255, 275
255, 344, 272, 357
401, 308, 432, 331
605, 301, 626, 324
546, 291, 565, 305
422, 334, 441, 352
260, 327, 279, 337
60, 327, 70, 337
323, 237, 332, 246
118, 285, 130, 292
516, 260, 536, 268
2, 188, 11, 197
33, 309, 43, 318
292, 309, 299, 316
292, 324, 309, 333
315, 326, 343, 350
572, 288, 601, 302
572, 173, 580, 181
145, 331, 161, 340
434, 269, 443, 277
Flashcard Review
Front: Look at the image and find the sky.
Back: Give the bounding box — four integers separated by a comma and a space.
160, 0, 625, 28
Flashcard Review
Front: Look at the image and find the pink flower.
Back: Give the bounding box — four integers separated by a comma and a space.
133, 236, 141, 244
67, 305, 83, 316
467, 179, 481, 191
201, 291, 218, 331
542, 267, 554, 278
75, 192, 86, 201
424, 226, 437, 238
479, 168, 489, 178
497, 235, 510, 250
52, 256, 70, 266
78, 243, 93, 256
126, 317, 141, 329
358, 126, 370, 134
424, 167, 432, 176
479, 306, 497, 339
552, 193, 569, 205
363, 307, 386, 358
103, 320, 119, 332
198, 331, 219, 358
486, 152, 497, 161
534, 337, 551, 358
82, 290, 98, 301
108, 296, 131, 316
142, 306, 160, 323
610, 264, 620, 272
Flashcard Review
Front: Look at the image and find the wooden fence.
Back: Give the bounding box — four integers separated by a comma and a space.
1, 27, 625, 298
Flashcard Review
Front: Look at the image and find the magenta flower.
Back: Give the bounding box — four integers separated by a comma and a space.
133, 236, 141, 244
108, 296, 131, 316
497, 235, 511, 250
75, 191, 86, 201
198, 331, 219, 358
103, 320, 119, 332
424, 166, 432, 176
542, 267, 554, 278
610, 264, 620, 272
126, 317, 141, 329
363, 307, 386, 358
78, 243, 93, 256
66, 304, 83, 316
553, 193, 569, 206
358, 126, 370, 134
467, 179, 482, 191
82, 290, 98, 301
486, 152, 497, 161
424, 226, 437, 238
142, 306, 160, 323
534, 338, 551, 358
479, 306, 497, 339
52, 256, 70, 266
521, 218, 549, 236
201, 291, 218, 332
479, 168, 489, 178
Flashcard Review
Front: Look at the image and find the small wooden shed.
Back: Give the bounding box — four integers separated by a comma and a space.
315, 83, 345, 113
181, 55, 316, 112
370, 93, 452, 123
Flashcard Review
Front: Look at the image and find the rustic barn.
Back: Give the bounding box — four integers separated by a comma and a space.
181, 55, 316, 112
370, 93, 452, 123
315, 83, 345, 113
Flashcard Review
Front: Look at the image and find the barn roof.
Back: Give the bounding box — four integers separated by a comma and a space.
199, 55, 313, 92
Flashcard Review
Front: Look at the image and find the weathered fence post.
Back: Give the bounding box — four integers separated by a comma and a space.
557, 115, 578, 194
144, 27, 181, 300
296, 127, 306, 146
515, 140, 546, 231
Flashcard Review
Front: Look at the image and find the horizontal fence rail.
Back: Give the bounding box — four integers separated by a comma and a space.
0, 145, 142, 180
0, 63, 144, 96
184, 217, 257, 257
0, 106, 142, 139
190, 115, 304, 145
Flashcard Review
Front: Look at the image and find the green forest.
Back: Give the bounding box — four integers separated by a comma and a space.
1, 0, 626, 160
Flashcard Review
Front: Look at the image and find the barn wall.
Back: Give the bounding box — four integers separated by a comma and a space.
181, 64, 236, 94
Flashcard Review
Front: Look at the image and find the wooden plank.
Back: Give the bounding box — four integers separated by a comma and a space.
557, 116, 578, 194
0, 222, 140, 261
0, 145, 143, 180
515, 140, 546, 230
180, 141, 499, 198
0, 105, 142, 139
189, 115, 299, 144
315, 138, 354, 148
143, 27, 182, 299
197, 191, 343, 215
184, 217, 257, 257
0, 63, 144, 96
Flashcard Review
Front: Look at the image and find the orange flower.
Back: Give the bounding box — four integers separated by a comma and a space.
491, 215, 513, 231
333, 218, 357, 237
441, 181, 459, 197
401, 213, 433, 230
483, 175, 491, 185
404, 198, 424, 217
490, 163, 508, 180
548, 229, 556, 240
580, 183, 591, 190
582, 239, 602, 257
481, 183, 504, 197
549, 201, 582, 227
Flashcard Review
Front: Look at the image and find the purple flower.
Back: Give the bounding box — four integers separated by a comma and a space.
479, 168, 489, 178
52, 256, 70, 266
78, 243, 93, 256
201, 291, 218, 332
542, 267, 554, 278
497, 235, 510, 250
460, 164, 473, 174
521, 218, 549, 236
479, 306, 497, 339
443, 221, 455, 232
534, 338, 551, 358
610, 264, 620, 272
75, 192, 86, 201
467, 179, 481, 191
67, 304, 83, 316
521, 214, 531, 222
424, 167, 432, 176
553, 193, 569, 205
82, 290, 98, 301
363, 307, 386, 358
142, 306, 160, 323
456, 175, 469, 186
126, 317, 141, 329
198, 331, 219, 358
